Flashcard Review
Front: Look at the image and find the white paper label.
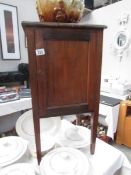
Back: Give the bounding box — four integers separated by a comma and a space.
35, 48, 45, 56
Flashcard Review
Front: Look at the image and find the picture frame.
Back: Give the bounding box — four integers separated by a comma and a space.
0, 3, 20, 60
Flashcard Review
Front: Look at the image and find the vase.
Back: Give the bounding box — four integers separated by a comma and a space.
36, 0, 85, 23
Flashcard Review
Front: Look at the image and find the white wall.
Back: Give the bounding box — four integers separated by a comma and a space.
0, 0, 39, 72
81, 0, 131, 83
0, 0, 131, 84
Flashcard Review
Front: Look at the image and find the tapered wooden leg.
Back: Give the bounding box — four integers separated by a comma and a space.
76, 112, 97, 154
90, 112, 97, 154
33, 117, 41, 164
76, 114, 81, 125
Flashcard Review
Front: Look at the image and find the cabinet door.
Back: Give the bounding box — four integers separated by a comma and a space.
35, 28, 91, 117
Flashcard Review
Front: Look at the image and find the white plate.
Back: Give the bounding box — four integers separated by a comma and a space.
0, 136, 27, 167
40, 147, 90, 175
15, 110, 61, 141
57, 120, 90, 148
0, 163, 35, 175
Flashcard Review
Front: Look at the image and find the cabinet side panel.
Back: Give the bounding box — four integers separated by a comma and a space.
35, 28, 90, 116
46, 40, 89, 106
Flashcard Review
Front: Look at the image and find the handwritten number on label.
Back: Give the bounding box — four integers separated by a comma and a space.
35, 49, 45, 56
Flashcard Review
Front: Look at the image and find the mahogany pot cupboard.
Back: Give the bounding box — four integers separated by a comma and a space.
22, 22, 106, 163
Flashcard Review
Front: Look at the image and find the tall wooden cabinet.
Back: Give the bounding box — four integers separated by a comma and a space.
22, 22, 106, 163
116, 100, 131, 147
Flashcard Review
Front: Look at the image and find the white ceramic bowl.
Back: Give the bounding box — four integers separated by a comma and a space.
40, 147, 90, 175
57, 120, 90, 148
16, 110, 61, 142
0, 136, 28, 167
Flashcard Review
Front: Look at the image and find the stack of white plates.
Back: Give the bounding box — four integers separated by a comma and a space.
40, 147, 90, 175
56, 120, 90, 148
0, 163, 36, 175
0, 136, 28, 167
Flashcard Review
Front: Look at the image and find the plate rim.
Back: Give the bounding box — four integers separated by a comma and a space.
15, 110, 61, 141
0, 136, 27, 167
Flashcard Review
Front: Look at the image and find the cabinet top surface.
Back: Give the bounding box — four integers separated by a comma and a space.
22, 21, 107, 29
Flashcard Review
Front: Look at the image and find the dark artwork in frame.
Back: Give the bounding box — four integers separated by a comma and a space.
0, 3, 21, 60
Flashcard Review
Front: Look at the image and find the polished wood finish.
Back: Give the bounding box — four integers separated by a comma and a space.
22, 22, 106, 164
116, 100, 131, 147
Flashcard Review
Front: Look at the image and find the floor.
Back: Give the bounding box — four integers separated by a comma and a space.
112, 142, 131, 164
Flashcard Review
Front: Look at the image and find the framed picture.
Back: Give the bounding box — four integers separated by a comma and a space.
0, 3, 20, 60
